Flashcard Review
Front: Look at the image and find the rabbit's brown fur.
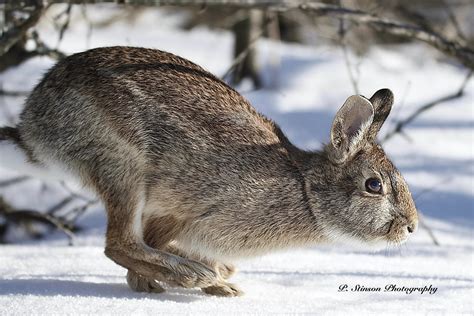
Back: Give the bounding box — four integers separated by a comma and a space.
0, 46, 418, 296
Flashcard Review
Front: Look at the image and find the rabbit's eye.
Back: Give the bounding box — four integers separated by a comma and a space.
365, 178, 382, 194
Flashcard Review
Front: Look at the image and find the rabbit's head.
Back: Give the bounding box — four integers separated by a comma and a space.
309, 89, 418, 247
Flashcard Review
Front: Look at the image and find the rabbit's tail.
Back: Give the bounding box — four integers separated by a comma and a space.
0, 126, 44, 177
0, 126, 29, 170
0, 126, 21, 142
0, 126, 80, 184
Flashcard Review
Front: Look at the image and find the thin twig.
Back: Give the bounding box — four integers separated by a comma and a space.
5, 210, 76, 244
265, 10, 281, 89
31, 31, 67, 60
59, 181, 96, 203
417, 212, 440, 246
386, 81, 411, 132
0, 89, 31, 97
414, 177, 454, 201
394, 4, 435, 34
66, 199, 99, 225
299, 2, 474, 70
54, 3, 73, 47
440, 0, 467, 43
0, 4, 44, 56
0, 197, 76, 244
0, 176, 30, 188
80, 4, 94, 49
412, 177, 452, 246
47, 195, 75, 215
383, 71, 473, 142
338, 18, 359, 94
221, 13, 276, 82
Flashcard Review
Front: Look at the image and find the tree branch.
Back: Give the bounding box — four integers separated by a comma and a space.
298, 2, 474, 70
221, 12, 275, 83
383, 71, 472, 142
0, 176, 30, 188
418, 212, 440, 246
13, 0, 471, 70
0, 4, 44, 56
338, 18, 359, 94
0, 196, 76, 244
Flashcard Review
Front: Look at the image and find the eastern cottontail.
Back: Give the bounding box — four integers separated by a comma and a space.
0, 47, 418, 296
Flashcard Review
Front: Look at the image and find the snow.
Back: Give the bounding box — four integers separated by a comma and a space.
0, 5, 472, 315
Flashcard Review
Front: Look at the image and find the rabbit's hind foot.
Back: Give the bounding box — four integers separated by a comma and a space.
126, 267, 243, 297
127, 269, 165, 293
202, 282, 244, 297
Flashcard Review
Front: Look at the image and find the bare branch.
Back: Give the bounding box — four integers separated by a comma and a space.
0, 31, 66, 72
299, 2, 474, 70
221, 12, 276, 83
0, 196, 76, 244
31, 31, 67, 60
412, 177, 456, 247
0, 4, 44, 56
440, 0, 467, 43
383, 71, 473, 142
16, 0, 472, 70
0, 88, 31, 97
418, 212, 440, 246
54, 3, 73, 47
221, 28, 261, 82
394, 4, 435, 34
0, 176, 30, 188
47, 195, 75, 215
338, 18, 359, 94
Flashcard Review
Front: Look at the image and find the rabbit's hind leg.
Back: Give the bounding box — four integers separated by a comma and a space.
102, 190, 219, 290
88, 158, 218, 291
134, 222, 242, 297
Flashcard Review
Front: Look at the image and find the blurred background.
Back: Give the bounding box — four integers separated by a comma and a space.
0, 1, 472, 314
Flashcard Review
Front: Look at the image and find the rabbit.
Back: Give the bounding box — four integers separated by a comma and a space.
0, 46, 418, 297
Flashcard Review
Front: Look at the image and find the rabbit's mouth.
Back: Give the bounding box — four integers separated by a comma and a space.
385, 219, 395, 235
384, 218, 412, 245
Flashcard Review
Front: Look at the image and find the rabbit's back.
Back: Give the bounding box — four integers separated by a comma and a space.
18, 47, 300, 221
20, 47, 280, 156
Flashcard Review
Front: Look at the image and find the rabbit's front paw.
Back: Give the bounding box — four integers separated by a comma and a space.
216, 262, 236, 280
166, 258, 218, 288
202, 282, 243, 297
126, 269, 165, 293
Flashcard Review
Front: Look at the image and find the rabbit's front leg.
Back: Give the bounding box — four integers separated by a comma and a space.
164, 244, 243, 297
164, 244, 237, 280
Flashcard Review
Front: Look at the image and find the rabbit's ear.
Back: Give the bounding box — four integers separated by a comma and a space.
367, 88, 394, 140
328, 95, 374, 164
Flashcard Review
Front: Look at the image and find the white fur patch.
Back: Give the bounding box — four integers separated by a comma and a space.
323, 226, 390, 251
0, 140, 78, 185
131, 190, 147, 242
176, 234, 225, 261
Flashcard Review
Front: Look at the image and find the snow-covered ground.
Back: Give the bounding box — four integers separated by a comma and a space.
0, 5, 472, 315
